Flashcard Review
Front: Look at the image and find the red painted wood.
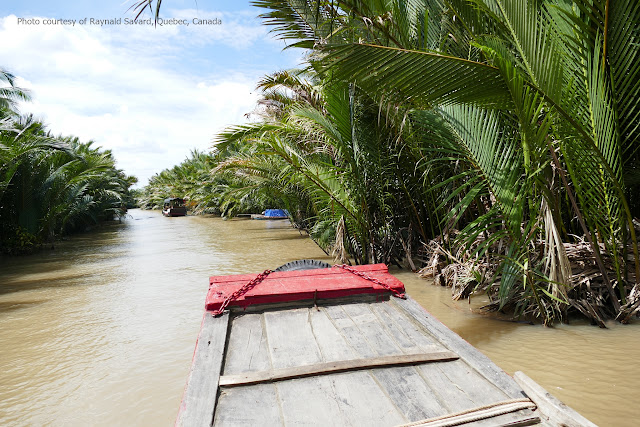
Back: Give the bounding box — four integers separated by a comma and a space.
205, 264, 404, 312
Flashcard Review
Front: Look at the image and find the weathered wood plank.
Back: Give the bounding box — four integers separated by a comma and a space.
277, 372, 408, 426
392, 296, 526, 399
263, 306, 407, 425
371, 366, 450, 421
368, 302, 434, 354
323, 304, 378, 357
430, 359, 511, 407
417, 362, 477, 412
263, 308, 323, 369
341, 303, 405, 356
219, 351, 458, 387
414, 353, 517, 415
514, 371, 597, 427
308, 307, 356, 361
325, 303, 452, 422
176, 312, 230, 427
394, 399, 537, 427
228, 294, 387, 314
213, 384, 283, 426
210, 300, 555, 426
222, 313, 271, 375
469, 409, 542, 426
378, 298, 528, 416
370, 300, 446, 353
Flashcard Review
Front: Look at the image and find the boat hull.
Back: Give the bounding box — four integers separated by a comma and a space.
250, 214, 288, 220
177, 264, 594, 427
162, 208, 187, 217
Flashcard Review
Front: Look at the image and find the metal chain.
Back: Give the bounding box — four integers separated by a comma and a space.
212, 264, 405, 316
333, 264, 406, 299
211, 269, 272, 316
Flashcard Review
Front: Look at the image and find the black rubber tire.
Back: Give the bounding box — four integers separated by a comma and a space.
274, 259, 332, 272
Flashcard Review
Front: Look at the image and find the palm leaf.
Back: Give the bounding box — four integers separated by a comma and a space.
322, 43, 512, 108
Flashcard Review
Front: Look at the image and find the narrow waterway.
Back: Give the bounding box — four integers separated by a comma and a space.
0, 209, 637, 426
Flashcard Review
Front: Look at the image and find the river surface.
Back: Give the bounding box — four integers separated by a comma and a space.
0, 209, 637, 426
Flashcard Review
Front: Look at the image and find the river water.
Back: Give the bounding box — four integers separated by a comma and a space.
0, 209, 637, 426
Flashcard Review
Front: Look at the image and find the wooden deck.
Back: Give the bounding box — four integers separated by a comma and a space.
176, 265, 595, 427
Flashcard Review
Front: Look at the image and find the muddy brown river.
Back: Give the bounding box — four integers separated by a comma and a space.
0, 209, 637, 426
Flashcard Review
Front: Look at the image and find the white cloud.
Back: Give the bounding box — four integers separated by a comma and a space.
169, 9, 269, 49
0, 12, 294, 186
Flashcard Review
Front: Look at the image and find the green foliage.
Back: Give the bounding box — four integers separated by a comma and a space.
244, 0, 640, 324
2, 226, 39, 255
137, 150, 227, 213
212, 77, 431, 266
138, 0, 640, 323
0, 71, 136, 254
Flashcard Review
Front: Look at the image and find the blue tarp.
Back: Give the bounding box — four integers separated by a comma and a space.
264, 209, 289, 217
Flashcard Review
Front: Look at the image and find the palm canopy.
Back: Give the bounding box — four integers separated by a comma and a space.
213, 74, 426, 265
247, 0, 640, 324
0, 68, 30, 112
139, 0, 640, 324
1, 83, 136, 254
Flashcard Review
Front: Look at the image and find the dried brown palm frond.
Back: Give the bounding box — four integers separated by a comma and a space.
331, 215, 349, 264
616, 285, 640, 324
420, 229, 639, 326
541, 198, 571, 303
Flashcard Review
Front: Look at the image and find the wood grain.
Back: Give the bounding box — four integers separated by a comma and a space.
219, 351, 459, 387
176, 312, 229, 427
392, 296, 526, 399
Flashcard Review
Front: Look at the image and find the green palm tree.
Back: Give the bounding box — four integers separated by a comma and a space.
136, 0, 639, 323
0, 68, 30, 112
251, 0, 639, 324
214, 69, 433, 266
1, 87, 135, 253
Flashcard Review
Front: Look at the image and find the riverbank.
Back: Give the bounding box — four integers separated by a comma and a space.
0, 209, 637, 425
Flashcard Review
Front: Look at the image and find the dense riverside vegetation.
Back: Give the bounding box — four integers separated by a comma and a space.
140, 0, 640, 325
0, 69, 137, 254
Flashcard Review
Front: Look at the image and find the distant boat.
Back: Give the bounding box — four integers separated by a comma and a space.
251, 209, 289, 220
162, 198, 187, 217
176, 261, 596, 427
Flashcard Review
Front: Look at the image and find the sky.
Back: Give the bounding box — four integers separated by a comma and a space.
0, 1, 302, 186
